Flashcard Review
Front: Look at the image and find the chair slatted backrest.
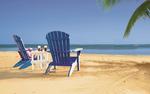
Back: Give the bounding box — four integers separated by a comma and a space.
13, 35, 29, 60
46, 31, 70, 65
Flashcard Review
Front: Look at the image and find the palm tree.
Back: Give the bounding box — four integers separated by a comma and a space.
98, 0, 150, 38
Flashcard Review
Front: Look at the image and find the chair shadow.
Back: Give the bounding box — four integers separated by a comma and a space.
1, 61, 150, 80
0, 68, 70, 80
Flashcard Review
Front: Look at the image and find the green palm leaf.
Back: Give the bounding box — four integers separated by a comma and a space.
124, 1, 150, 38
98, 0, 120, 9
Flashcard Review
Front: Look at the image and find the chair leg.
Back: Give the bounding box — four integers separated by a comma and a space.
68, 62, 77, 77
77, 58, 80, 71
40, 62, 43, 70
54, 66, 56, 69
45, 64, 52, 75
13, 60, 25, 68
32, 63, 34, 70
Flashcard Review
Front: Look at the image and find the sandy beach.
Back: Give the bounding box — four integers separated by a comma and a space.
0, 51, 150, 94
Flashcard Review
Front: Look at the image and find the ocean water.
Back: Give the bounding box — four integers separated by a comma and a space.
1, 44, 150, 55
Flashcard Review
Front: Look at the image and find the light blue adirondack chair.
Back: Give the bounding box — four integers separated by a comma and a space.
45, 31, 83, 77
13, 35, 32, 69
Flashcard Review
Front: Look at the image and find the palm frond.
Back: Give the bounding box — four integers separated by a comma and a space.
124, 1, 150, 38
97, 0, 120, 9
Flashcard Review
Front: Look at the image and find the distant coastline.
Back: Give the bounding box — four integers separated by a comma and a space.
1, 44, 150, 55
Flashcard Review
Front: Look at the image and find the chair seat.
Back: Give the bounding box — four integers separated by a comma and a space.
49, 57, 77, 66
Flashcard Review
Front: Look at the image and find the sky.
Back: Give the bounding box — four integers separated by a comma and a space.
0, 0, 150, 44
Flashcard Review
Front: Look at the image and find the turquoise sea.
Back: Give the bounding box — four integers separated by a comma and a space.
1, 44, 150, 55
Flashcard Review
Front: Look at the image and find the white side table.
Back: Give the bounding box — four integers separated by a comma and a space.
31, 50, 49, 70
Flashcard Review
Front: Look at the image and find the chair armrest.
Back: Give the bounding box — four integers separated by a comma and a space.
70, 48, 83, 57
70, 48, 83, 52
25, 48, 33, 51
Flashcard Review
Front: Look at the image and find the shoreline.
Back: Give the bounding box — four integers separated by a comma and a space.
1, 51, 150, 56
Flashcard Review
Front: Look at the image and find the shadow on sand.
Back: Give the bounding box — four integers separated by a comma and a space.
0, 68, 71, 80
0, 61, 150, 80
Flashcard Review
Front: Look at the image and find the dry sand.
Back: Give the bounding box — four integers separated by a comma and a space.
0, 51, 150, 94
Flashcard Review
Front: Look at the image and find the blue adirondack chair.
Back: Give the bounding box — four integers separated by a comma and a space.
45, 31, 83, 77
13, 35, 32, 69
